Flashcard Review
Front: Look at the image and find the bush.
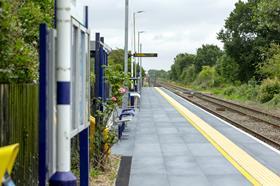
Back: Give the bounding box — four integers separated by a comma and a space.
238, 84, 259, 100
180, 65, 196, 84
266, 94, 280, 106
194, 66, 221, 88
258, 44, 280, 79
223, 86, 238, 96
257, 78, 280, 103
216, 54, 239, 83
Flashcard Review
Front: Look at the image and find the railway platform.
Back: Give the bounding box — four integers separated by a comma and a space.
112, 87, 280, 186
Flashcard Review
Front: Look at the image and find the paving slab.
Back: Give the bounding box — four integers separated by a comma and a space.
112, 88, 253, 185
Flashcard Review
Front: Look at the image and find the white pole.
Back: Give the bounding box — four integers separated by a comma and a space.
50, 0, 76, 184
124, 0, 129, 75
56, 0, 72, 172
123, 0, 129, 108
137, 32, 140, 90
132, 12, 136, 79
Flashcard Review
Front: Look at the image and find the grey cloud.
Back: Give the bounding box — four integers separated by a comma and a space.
83, 0, 238, 71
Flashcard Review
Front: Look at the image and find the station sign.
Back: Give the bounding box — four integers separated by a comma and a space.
133, 53, 158, 57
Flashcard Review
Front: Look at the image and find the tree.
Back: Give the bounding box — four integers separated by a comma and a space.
218, 0, 280, 82
217, 0, 261, 82
0, 0, 54, 83
148, 69, 169, 81
258, 44, 280, 79
216, 54, 239, 83
108, 49, 125, 72
169, 53, 196, 81
194, 66, 220, 88
108, 49, 144, 78
180, 65, 196, 84
194, 44, 223, 73
253, 0, 280, 44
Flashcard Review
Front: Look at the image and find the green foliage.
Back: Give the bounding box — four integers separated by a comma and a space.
170, 53, 196, 80
148, 69, 169, 81
223, 86, 238, 96
238, 83, 259, 101
217, 0, 259, 82
180, 65, 196, 84
194, 66, 221, 89
253, 0, 280, 42
265, 94, 280, 106
216, 54, 239, 83
218, 0, 280, 82
0, 0, 54, 83
195, 44, 223, 73
108, 49, 125, 71
258, 44, 280, 79
222, 78, 259, 100
257, 78, 280, 103
105, 65, 130, 105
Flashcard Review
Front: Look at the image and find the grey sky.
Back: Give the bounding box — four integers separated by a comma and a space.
84, 0, 238, 71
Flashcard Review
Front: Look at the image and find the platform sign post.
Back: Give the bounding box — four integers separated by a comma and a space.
133, 52, 158, 92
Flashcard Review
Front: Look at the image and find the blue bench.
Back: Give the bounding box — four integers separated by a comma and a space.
117, 108, 135, 139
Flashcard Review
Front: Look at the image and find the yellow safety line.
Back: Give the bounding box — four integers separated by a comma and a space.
155, 87, 280, 186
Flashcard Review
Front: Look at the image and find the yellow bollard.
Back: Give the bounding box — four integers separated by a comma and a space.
103, 128, 111, 158
0, 144, 19, 180
90, 116, 96, 155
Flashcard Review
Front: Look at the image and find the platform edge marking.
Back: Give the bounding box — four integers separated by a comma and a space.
155, 87, 280, 186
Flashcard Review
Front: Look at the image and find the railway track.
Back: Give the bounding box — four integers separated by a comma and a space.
159, 82, 280, 150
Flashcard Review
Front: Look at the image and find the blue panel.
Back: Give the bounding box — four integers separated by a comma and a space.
57, 82, 71, 105
39, 23, 47, 186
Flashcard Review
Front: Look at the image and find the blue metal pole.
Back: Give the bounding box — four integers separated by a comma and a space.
79, 6, 89, 186
54, 0, 57, 28
105, 52, 109, 99
94, 33, 101, 98
100, 37, 105, 101
79, 128, 89, 186
39, 23, 48, 186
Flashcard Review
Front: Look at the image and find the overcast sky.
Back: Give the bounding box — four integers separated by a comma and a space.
84, 0, 238, 71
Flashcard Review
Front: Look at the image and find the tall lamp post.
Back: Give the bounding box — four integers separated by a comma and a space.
124, 0, 129, 76
132, 11, 144, 79
123, 0, 129, 108
137, 31, 144, 92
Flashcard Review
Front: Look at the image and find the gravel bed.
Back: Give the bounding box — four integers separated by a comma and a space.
199, 94, 280, 127
186, 95, 280, 149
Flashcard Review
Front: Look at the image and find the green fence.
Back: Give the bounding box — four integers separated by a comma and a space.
0, 84, 39, 185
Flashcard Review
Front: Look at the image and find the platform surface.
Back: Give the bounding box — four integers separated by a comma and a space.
112, 87, 280, 186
